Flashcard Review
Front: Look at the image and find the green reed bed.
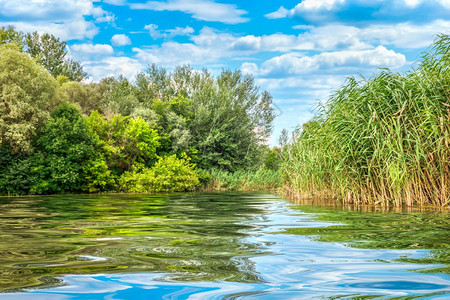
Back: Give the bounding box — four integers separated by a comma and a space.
280, 34, 449, 206
204, 168, 282, 191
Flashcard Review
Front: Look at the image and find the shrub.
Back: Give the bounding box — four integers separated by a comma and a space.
120, 154, 200, 192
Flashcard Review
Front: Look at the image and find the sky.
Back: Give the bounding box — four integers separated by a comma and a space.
1, 0, 450, 145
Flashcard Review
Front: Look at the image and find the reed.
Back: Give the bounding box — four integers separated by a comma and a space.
280, 34, 449, 206
203, 168, 282, 191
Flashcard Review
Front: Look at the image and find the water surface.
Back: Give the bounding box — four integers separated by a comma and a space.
0, 192, 448, 299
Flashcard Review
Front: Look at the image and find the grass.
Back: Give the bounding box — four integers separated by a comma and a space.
203, 168, 282, 191
279, 34, 449, 207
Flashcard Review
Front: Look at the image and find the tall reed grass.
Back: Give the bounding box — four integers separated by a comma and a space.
280, 34, 449, 206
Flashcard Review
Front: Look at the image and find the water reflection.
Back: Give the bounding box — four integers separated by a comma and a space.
0, 192, 448, 299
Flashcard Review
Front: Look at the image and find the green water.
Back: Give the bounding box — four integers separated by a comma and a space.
0, 192, 448, 299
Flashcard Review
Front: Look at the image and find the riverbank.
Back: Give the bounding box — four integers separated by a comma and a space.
277, 34, 449, 207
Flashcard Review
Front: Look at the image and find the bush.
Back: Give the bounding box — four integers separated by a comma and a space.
204, 168, 282, 191
119, 154, 200, 192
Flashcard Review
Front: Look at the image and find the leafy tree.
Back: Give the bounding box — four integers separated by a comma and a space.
0, 144, 35, 195
0, 44, 58, 153
86, 111, 160, 174
25, 32, 86, 81
32, 103, 99, 193
134, 64, 173, 103
101, 76, 139, 117
123, 117, 160, 166
57, 81, 107, 115
132, 65, 276, 171
264, 146, 281, 171
189, 69, 276, 171
0, 26, 25, 50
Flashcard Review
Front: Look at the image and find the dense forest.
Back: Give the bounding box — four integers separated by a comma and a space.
0, 26, 448, 206
0, 26, 278, 195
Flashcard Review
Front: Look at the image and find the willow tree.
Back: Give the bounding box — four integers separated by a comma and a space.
0, 44, 58, 153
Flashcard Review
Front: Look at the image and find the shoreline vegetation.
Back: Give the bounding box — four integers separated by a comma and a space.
0, 26, 448, 207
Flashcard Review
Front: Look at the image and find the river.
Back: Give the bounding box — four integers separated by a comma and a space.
0, 192, 448, 299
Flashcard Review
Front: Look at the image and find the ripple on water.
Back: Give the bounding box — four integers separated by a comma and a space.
0, 192, 448, 299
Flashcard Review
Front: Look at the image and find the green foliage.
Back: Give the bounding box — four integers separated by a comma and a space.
32, 103, 99, 193
0, 44, 58, 153
280, 34, 450, 206
264, 146, 281, 171
124, 117, 160, 165
205, 168, 282, 191
86, 111, 160, 173
85, 158, 115, 193
0, 25, 25, 50
104, 65, 275, 172
0, 145, 36, 195
101, 76, 139, 117
0, 27, 276, 196
57, 81, 106, 115
189, 69, 275, 171
25, 32, 86, 81
120, 154, 200, 192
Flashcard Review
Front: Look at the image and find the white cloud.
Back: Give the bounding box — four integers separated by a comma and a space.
0, 0, 112, 40
265, 6, 289, 19
0, 0, 93, 21
128, 19, 446, 76
111, 34, 131, 46
92, 7, 116, 23
71, 44, 114, 54
0, 20, 98, 40
130, 0, 249, 24
437, 0, 450, 8
293, 0, 346, 12
357, 20, 450, 48
255, 46, 406, 78
267, 0, 450, 21
83, 56, 144, 80
241, 62, 258, 75
103, 0, 126, 5
144, 24, 194, 39
133, 41, 219, 66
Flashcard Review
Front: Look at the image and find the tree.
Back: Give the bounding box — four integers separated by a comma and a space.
189, 69, 276, 171
101, 76, 139, 117
32, 103, 99, 193
0, 26, 25, 50
132, 65, 276, 171
57, 81, 107, 115
26, 32, 86, 81
0, 44, 58, 153
86, 111, 160, 174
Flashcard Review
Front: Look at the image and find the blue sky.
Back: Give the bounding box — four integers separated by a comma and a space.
1, 0, 450, 145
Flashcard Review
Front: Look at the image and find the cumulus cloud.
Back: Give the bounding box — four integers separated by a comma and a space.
144, 24, 194, 39
130, 0, 249, 24
0, 0, 113, 40
83, 56, 144, 80
0, 20, 98, 41
265, 6, 290, 19
254, 46, 406, 78
111, 34, 132, 46
103, 0, 126, 5
71, 44, 114, 54
133, 41, 220, 67
129, 19, 447, 74
92, 6, 116, 23
267, 0, 450, 23
294, 0, 346, 12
